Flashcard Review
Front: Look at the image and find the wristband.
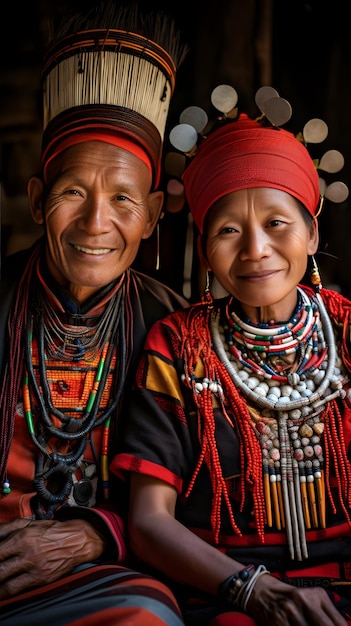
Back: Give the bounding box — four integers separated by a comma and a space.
218, 564, 255, 607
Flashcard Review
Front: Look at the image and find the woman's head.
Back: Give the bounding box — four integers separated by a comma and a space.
182, 114, 320, 235
202, 186, 318, 322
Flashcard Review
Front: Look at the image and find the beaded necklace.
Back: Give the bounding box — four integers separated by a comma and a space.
211, 287, 348, 560
37, 282, 119, 362
22, 282, 126, 519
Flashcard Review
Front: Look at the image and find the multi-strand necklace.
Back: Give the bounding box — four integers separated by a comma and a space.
211, 287, 348, 560
23, 282, 126, 519
37, 284, 119, 362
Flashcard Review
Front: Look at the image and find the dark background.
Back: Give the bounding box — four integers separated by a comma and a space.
1, 0, 350, 300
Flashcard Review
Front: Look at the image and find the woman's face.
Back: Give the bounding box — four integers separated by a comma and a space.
204, 187, 318, 323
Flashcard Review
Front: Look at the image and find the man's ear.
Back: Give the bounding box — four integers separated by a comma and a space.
142, 190, 164, 239
28, 176, 45, 225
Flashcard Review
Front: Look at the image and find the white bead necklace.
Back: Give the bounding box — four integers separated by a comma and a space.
210, 289, 348, 561
213, 289, 345, 413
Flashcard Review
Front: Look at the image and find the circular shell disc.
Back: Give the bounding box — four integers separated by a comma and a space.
255, 86, 279, 113
169, 123, 198, 153
167, 178, 184, 196
166, 179, 185, 213
264, 97, 292, 127
211, 84, 238, 113
325, 181, 349, 203
303, 118, 328, 144
164, 151, 186, 177
319, 149, 344, 173
319, 177, 327, 196
179, 106, 208, 133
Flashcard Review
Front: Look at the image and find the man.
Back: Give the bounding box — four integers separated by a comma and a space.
0, 2, 187, 624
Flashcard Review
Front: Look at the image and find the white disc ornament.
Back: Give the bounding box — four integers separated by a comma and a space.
211, 84, 238, 114
169, 123, 198, 153
303, 118, 328, 144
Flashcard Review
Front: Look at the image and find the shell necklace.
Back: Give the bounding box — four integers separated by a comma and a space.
211, 287, 348, 560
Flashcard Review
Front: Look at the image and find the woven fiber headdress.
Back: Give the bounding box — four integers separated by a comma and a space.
40, 0, 187, 189
167, 85, 349, 229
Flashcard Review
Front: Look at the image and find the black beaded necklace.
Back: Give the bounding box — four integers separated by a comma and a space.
23, 281, 127, 519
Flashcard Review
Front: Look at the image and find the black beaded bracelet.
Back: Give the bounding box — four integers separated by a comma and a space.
218, 564, 256, 607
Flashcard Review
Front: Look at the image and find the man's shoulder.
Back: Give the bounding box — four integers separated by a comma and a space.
1, 246, 37, 283
129, 269, 188, 311
126, 269, 188, 342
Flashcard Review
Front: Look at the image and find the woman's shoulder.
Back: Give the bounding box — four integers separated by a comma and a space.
301, 284, 351, 321
144, 301, 211, 352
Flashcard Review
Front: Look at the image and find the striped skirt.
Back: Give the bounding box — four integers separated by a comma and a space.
0, 564, 184, 626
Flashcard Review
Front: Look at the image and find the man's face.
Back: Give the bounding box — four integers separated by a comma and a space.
29, 141, 163, 302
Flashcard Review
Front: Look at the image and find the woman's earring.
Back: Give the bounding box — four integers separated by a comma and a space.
310, 255, 322, 292
202, 271, 214, 308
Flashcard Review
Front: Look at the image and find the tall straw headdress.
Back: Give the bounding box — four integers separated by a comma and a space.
40, 0, 188, 188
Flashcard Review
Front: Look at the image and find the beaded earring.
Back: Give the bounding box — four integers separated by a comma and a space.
310, 255, 322, 292
202, 271, 214, 308
2, 475, 11, 494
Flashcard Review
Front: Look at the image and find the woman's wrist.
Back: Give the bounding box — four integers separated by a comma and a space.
218, 564, 270, 611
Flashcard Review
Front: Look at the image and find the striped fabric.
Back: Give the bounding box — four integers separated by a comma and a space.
0, 564, 184, 626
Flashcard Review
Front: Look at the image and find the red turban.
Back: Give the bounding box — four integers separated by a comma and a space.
182, 114, 320, 234
40, 108, 155, 184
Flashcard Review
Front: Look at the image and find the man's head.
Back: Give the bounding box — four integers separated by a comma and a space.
28, 0, 186, 302
28, 141, 164, 303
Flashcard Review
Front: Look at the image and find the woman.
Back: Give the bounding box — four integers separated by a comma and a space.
112, 112, 351, 625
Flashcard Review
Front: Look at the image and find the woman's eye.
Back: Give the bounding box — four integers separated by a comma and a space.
221, 226, 237, 234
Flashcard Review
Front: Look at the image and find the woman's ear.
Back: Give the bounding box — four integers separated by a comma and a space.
308, 218, 319, 255
196, 233, 230, 299
196, 234, 210, 270
28, 176, 45, 224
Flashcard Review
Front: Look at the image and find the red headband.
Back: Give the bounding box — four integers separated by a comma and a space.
41, 132, 152, 182
182, 114, 320, 234
40, 106, 162, 188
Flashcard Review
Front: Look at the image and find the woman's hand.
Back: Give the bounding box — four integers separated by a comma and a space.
0, 518, 106, 600
247, 572, 348, 626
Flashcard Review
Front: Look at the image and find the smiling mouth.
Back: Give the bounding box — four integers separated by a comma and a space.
74, 244, 112, 255
240, 270, 278, 280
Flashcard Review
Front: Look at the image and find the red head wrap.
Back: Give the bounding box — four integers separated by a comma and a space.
182, 114, 320, 234
40, 107, 156, 185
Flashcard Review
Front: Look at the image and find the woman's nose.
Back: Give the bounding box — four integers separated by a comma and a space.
239, 227, 269, 260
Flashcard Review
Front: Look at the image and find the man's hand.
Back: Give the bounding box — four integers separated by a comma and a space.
0, 518, 106, 600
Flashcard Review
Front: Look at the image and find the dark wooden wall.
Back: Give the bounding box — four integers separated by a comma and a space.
1, 0, 350, 299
